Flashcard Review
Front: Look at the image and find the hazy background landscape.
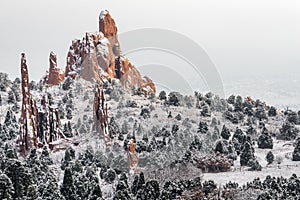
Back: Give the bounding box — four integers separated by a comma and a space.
0, 0, 299, 109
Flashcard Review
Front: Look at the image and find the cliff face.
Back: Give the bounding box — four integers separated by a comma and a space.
47, 51, 64, 85
64, 10, 156, 95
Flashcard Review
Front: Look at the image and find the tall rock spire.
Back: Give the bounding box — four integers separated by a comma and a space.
19, 53, 38, 154
99, 10, 121, 56
47, 51, 64, 85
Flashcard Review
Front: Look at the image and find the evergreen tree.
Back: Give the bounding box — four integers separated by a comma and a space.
266, 151, 274, 164
61, 147, 75, 170
232, 127, 245, 144
268, 106, 277, 117
40, 146, 53, 167
221, 125, 231, 140
158, 90, 166, 100
258, 127, 273, 149
29, 81, 37, 91
234, 95, 243, 112
227, 95, 235, 104
40, 175, 65, 200
175, 113, 181, 121
7, 91, 15, 104
292, 138, 300, 161
286, 110, 299, 124
0, 173, 14, 200
60, 167, 76, 200
240, 141, 255, 167
131, 172, 146, 196
4, 159, 34, 199
63, 123, 73, 138
278, 122, 299, 140
94, 150, 108, 168
114, 180, 131, 200
58, 103, 65, 119
11, 82, 21, 102
197, 121, 208, 134
62, 77, 73, 90
66, 107, 73, 120
25, 184, 39, 200
104, 169, 116, 184
215, 139, 229, 154
200, 104, 211, 117
166, 92, 181, 106
140, 107, 151, 119
255, 106, 267, 121
248, 159, 262, 171
136, 180, 160, 200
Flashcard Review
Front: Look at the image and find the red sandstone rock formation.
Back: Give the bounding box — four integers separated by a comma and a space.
47, 51, 64, 85
99, 10, 121, 56
65, 32, 115, 82
65, 39, 81, 79
93, 84, 110, 145
19, 53, 38, 153
19, 53, 65, 154
115, 56, 156, 95
128, 139, 139, 174
64, 10, 156, 95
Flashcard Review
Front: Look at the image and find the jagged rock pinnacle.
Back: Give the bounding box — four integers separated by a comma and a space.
47, 51, 64, 85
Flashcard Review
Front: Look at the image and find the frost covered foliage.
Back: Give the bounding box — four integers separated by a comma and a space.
0, 71, 300, 200
0, 145, 65, 200
278, 121, 299, 140
242, 174, 300, 199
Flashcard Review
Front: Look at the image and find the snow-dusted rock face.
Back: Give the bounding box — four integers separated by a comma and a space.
47, 51, 64, 85
99, 10, 121, 57
115, 56, 156, 95
64, 10, 156, 95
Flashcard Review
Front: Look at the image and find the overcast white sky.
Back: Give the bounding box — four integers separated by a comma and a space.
0, 0, 299, 86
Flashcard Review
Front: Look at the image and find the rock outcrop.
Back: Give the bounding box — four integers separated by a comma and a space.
47, 51, 64, 85
18, 54, 65, 154
115, 56, 156, 95
65, 10, 156, 95
18, 53, 38, 153
128, 139, 139, 174
93, 84, 110, 145
65, 32, 115, 82
99, 10, 121, 56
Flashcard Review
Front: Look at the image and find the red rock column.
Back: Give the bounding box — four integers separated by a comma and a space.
128, 139, 139, 174
19, 53, 37, 153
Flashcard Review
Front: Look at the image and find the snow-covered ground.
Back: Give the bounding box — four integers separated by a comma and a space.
204, 139, 300, 186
